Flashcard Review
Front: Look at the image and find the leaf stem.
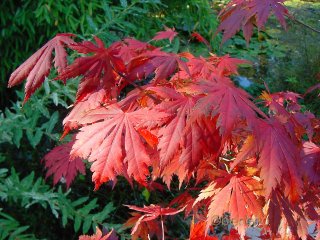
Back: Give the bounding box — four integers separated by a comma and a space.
290, 16, 320, 34
161, 215, 165, 240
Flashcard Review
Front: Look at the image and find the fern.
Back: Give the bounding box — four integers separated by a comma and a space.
0, 210, 36, 240
0, 166, 118, 234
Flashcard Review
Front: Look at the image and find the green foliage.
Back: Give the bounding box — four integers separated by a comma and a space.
0, 0, 164, 107
0, 79, 77, 148
0, 161, 118, 236
0, 210, 36, 240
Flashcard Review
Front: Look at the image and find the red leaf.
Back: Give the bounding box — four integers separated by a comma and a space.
43, 140, 85, 188
149, 86, 221, 172
125, 204, 184, 235
190, 219, 218, 240
8, 33, 75, 103
195, 175, 263, 237
71, 103, 169, 189
127, 49, 190, 83
235, 119, 303, 201
79, 227, 118, 240
301, 141, 320, 183
216, 54, 251, 76
57, 37, 125, 101
194, 79, 264, 140
191, 32, 211, 51
266, 189, 310, 239
123, 212, 162, 240
152, 26, 178, 43
62, 89, 109, 137
217, 0, 289, 43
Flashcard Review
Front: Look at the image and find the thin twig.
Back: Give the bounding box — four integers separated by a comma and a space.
110, 63, 159, 102
161, 215, 165, 240
291, 16, 320, 34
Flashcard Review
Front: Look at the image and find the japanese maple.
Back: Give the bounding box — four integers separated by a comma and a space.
8, 0, 319, 239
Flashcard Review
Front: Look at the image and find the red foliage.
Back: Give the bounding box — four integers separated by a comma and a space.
43, 140, 85, 188
8, 1, 319, 239
217, 0, 289, 43
79, 227, 118, 240
8, 34, 75, 103
152, 26, 178, 43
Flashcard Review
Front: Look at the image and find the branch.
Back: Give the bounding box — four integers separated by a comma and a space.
110, 63, 158, 102
290, 16, 320, 34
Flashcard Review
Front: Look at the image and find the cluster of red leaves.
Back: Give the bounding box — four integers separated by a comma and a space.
79, 227, 117, 240
217, 0, 290, 43
8, 23, 319, 240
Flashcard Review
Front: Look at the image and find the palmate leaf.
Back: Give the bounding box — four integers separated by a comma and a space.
148, 86, 221, 179
234, 119, 303, 201
79, 227, 118, 240
62, 89, 109, 137
127, 49, 190, 83
152, 26, 178, 43
8, 33, 75, 103
71, 103, 169, 188
195, 174, 263, 237
189, 219, 218, 240
43, 140, 85, 189
57, 36, 126, 101
217, 0, 289, 43
194, 79, 264, 140
124, 204, 184, 236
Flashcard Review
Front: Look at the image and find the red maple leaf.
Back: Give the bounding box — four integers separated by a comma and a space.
216, 54, 250, 76
8, 33, 75, 103
116, 38, 154, 64
152, 26, 178, 43
79, 227, 118, 240
123, 212, 162, 240
195, 175, 263, 237
194, 79, 264, 140
301, 141, 320, 183
127, 49, 190, 83
217, 0, 289, 43
266, 189, 311, 239
235, 119, 303, 201
148, 86, 220, 172
191, 32, 212, 51
57, 36, 126, 101
43, 140, 85, 188
70, 103, 169, 188
124, 204, 184, 235
62, 89, 109, 138
189, 219, 218, 240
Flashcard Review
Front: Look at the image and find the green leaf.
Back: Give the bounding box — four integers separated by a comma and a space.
103, 3, 112, 21
74, 215, 81, 232
80, 199, 97, 215
61, 206, 69, 227
142, 188, 150, 202
82, 216, 92, 234
51, 92, 59, 106
45, 111, 59, 134
13, 128, 23, 148
120, 0, 128, 8
30, 129, 43, 147
44, 78, 50, 94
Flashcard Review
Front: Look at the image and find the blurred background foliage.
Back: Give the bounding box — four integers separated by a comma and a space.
0, 0, 319, 239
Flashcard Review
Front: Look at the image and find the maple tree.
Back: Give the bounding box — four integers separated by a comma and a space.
7, 1, 320, 239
